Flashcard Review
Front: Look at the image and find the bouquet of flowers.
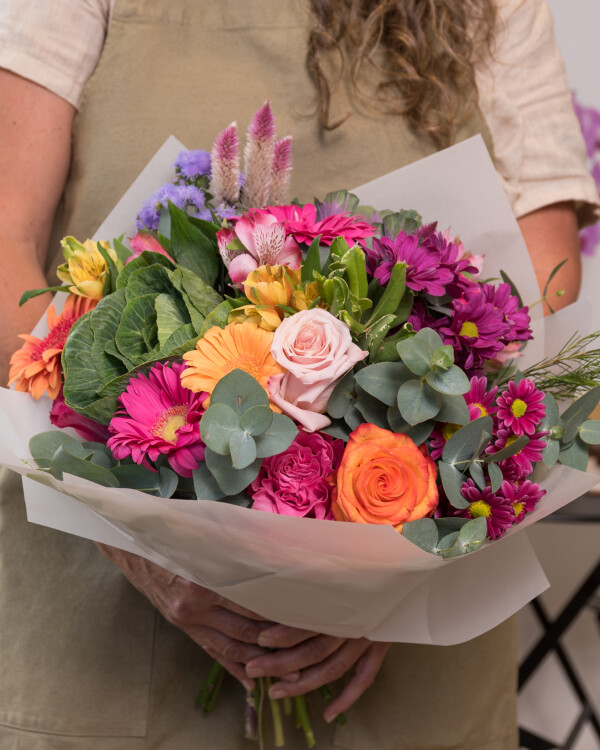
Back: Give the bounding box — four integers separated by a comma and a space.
2, 102, 600, 746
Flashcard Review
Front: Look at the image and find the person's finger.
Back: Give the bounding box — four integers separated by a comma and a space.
202, 607, 274, 645
202, 644, 255, 691
322, 643, 390, 721
190, 625, 269, 665
246, 634, 345, 679
215, 595, 273, 622
257, 623, 320, 649
266, 639, 372, 699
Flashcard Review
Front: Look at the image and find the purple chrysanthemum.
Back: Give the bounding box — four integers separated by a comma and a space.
419, 230, 479, 298
498, 479, 545, 525
107, 362, 208, 478
496, 379, 545, 436
366, 231, 454, 294
465, 375, 498, 420
455, 479, 515, 539
174, 150, 211, 182
487, 427, 547, 480
439, 293, 510, 372
481, 283, 532, 342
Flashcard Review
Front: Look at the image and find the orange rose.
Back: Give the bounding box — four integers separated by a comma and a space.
332, 424, 438, 532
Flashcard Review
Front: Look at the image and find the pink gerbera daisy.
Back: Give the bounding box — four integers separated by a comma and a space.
455, 479, 515, 539
107, 362, 208, 477
496, 379, 545, 436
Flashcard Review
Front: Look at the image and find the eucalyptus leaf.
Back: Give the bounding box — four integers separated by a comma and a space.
442, 417, 493, 467
402, 518, 438, 554
438, 461, 470, 509
254, 412, 298, 458
413, 327, 444, 350
52, 445, 120, 487
484, 434, 529, 463
354, 393, 390, 429
542, 438, 560, 468
436, 531, 460, 556
111, 464, 162, 494
559, 437, 589, 471
204, 448, 262, 495
441, 517, 487, 559
436, 394, 470, 426
397, 380, 442, 425
387, 405, 408, 433
561, 385, 600, 443
469, 462, 486, 490
327, 370, 356, 419
344, 403, 363, 430
192, 463, 226, 500
579, 419, 600, 445
488, 462, 503, 492
239, 405, 273, 436
211, 369, 269, 416
396, 337, 433, 376
229, 429, 258, 470
425, 365, 470, 396
30, 431, 78, 465
200, 403, 240, 455
159, 467, 179, 498
355, 361, 411, 407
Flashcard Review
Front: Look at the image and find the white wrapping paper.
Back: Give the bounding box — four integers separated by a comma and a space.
2, 136, 597, 645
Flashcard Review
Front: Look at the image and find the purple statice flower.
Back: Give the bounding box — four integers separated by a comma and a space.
487, 427, 547, 480
481, 283, 532, 342
137, 183, 207, 230
498, 479, 545, 525
420, 230, 479, 298
496, 378, 545, 436
174, 149, 211, 182
464, 375, 498, 420
439, 293, 510, 372
454, 479, 515, 539
367, 231, 454, 295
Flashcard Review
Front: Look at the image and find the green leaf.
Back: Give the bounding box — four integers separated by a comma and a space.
155, 293, 190, 348
116, 251, 173, 290
413, 327, 444, 350
441, 517, 487, 559
229, 429, 257, 470
239, 405, 273, 436
397, 337, 433, 376
403, 420, 435, 445
19, 284, 73, 306
200, 403, 240, 455
188, 216, 220, 243
327, 370, 356, 419
499, 270, 523, 308
111, 464, 162, 494
488, 462, 503, 492
302, 235, 322, 282
397, 380, 442, 425
559, 437, 589, 471
172, 266, 223, 316
30, 431, 77, 468
254, 412, 298, 458
204, 448, 262, 495
114, 294, 158, 364
169, 202, 220, 287
430, 345, 454, 371
199, 300, 234, 336
442, 416, 493, 467
320, 420, 352, 442
469, 462, 486, 490
438, 461, 470, 509
159, 467, 179, 498
344, 402, 363, 430
112, 236, 132, 266
124, 264, 174, 302
95, 241, 119, 295
354, 393, 390, 429
542, 258, 569, 300
52, 444, 120, 487
211, 369, 269, 417
579, 419, 600, 445
542, 438, 560, 468
192, 463, 225, 500
382, 209, 422, 237
436, 394, 470, 426
484, 434, 529, 463
355, 362, 411, 407
561, 386, 600, 443
402, 518, 438, 554
63, 314, 106, 414
366, 263, 407, 326
425, 365, 470, 396
387, 405, 408, 433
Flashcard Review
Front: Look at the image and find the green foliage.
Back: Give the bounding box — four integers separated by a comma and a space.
402, 515, 486, 558
200, 370, 297, 494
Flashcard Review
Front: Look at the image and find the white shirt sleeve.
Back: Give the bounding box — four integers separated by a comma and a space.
476, 0, 599, 225
0, 0, 111, 108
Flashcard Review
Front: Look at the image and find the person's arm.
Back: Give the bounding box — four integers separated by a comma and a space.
517, 200, 581, 313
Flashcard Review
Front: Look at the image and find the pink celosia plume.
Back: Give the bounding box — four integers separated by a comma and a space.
269, 136, 293, 205
210, 122, 240, 206
242, 101, 276, 210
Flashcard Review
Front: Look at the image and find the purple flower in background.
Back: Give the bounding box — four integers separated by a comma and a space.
367, 232, 453, 295
137, 183, 207, 230
174, 150, 211, 182
573, 93, 600, 256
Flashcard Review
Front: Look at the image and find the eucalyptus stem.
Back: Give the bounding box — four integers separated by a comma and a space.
265, 677, 285, 748
196, 660, 226, 708
294, 695, 316, 748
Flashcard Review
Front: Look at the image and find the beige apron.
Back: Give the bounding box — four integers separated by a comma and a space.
1, 1, 518, 747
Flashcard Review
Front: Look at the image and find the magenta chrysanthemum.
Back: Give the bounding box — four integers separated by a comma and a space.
455, 479, 515, 539
107, 362, 207, 478
487, 428, 547, 480
419, 228, 480, 298
481, 283, 532, 342
498, 479, 545, 525
465, 376, 498, 420
496, 379, 545, 436
366, 232, 454, 294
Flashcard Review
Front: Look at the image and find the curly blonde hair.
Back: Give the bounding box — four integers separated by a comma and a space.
306, 0, 497, 147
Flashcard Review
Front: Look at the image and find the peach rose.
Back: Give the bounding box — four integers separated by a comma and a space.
268, 308, 367, 432
332, 424, 438, 532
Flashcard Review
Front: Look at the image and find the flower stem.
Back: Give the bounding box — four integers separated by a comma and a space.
265, 677, 285, 747
203, 667, 225, 714
294, 695, 316, 748
196, 660, 226, 709
255, 680, 266, 750
245, 689, 259, 741
283, 696, 293, 716
318, 685, 348, 726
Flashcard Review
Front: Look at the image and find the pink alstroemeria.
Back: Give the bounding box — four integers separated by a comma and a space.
126, 231, 175, 265
217, 209, 301, 286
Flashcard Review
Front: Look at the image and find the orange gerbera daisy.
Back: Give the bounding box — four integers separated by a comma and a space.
8, 294, 97, 400
181, 322, 285, 405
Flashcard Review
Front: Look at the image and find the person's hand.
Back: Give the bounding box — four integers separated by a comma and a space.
245, 623, 390, 722
96, 543, 276, 689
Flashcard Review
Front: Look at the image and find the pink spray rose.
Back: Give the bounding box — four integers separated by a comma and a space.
249, 429, 344, 519
268, 308, 368, 431
50, 387, 110, 443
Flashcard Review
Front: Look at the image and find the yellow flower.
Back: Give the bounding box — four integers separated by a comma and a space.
57, 236, 121, 300
181, 322, 284, 408
228, 265, 318, 331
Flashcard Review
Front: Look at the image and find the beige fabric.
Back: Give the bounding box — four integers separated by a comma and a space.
0, 2, 520, 748
0, 0, 597, 222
